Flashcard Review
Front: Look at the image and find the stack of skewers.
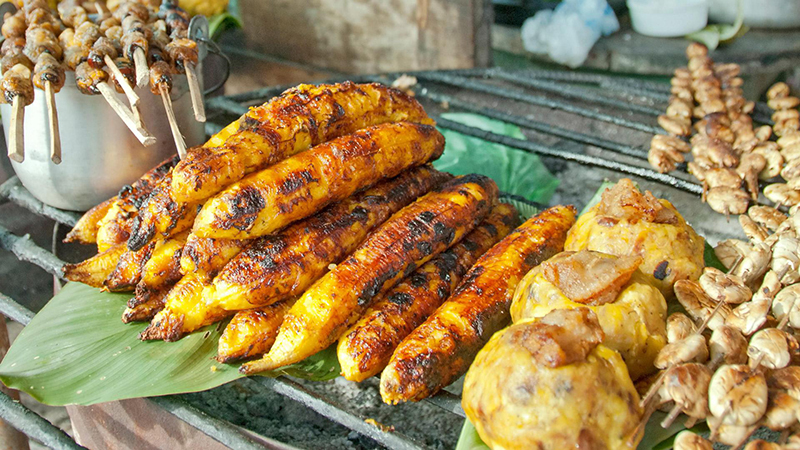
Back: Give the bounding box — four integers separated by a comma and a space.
1, 0, 205, 164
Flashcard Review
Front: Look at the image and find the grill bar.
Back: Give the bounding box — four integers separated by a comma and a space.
0, 224, 66, 279
0, 178, 80, 227
0, 390, 86, 450
0, 292, 35, 325
256, 377, 426, 450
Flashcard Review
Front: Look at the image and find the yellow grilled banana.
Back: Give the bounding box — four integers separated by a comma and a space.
129, 231, 190, 309
216, 301, 293, 363
337, 203, 519, 382
62, 243, 127, 288
241, 174, 499, 374
64, 197, 115, 245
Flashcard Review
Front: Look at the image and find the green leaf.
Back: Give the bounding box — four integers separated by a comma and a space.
0, 283, 334, 406
208, 12, 242, 41
434, 113, 560, 205
686, 0, 747, 50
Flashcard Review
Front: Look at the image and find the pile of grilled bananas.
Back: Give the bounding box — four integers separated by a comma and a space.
62, 81, 577, 404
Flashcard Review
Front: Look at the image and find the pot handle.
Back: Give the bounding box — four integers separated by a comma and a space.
198, 36, 231, 96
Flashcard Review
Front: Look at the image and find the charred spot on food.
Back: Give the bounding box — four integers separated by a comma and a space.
653, 260, 669, 280
410, 272, 428, 288
417, 241, 432, 256
402, 240, 414, 252
240, 115, 260, 131
597, 217, 619, 227
118, 184, 134, 198
351, 206, 369, 221
278, 170, 319, 196
407, 218, 427, 238
524, 251, 543, 267
221, 186, 267, 231
437, 285, 449, 300
359, 268, 399, 306
419, 211, 436, 223
481, 223, 498, 237
403, 262, 418, 277
461, 239, 479, 252
388, 292, 413, 306
127, 219, 155, 252
331, 101, 345, 121
433, 222, 455, 244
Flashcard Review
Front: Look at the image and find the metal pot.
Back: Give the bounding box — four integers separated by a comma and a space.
1, 71, 205, 211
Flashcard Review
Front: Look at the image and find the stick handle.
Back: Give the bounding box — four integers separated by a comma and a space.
97, 82, 156, 146
104, 54, 143, 127
186, 64, 205, 122
46, 82, 61, 164
160, 83, 186, 159
7, 95, 24, 163
133, 48, 149, 88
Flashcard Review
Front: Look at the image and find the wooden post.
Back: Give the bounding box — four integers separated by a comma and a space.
0, 317, 31, 450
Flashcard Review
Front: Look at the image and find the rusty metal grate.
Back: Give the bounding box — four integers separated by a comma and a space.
0, 66, 754, 449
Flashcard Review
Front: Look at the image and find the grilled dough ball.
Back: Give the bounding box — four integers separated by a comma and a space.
511, 250, 667, 380
564, 178, 704, 298
463, 308, 642, 450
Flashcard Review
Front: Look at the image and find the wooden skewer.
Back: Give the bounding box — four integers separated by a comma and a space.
96, 82, 155, 146
133, 48, 149, 88
185, 63, 205, 122
159, 83, 186, 159
45, 81, 61, 164
7, 95, 24, 163
103, 54, 142, 126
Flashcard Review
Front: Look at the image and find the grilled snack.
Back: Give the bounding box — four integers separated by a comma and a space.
511, 250, 668, 380
175, 82, 434, 202
95, 156, 180, 252
380, 205, 576, 404
122, 289, 169, 323
462, 308, 642, 450
211, 165, 450, 312
127, 170, 201, 251
140, 236, 250, 341
565, 178, 704, 298
217, 301, 293, 363
129, 231, 189, 308
104, 240, 156, 291
193, 122, 445, 240
241, 174, 499, 374
64, 197, 115, 244
62, 243, 127, 288
338, 203, 519, 382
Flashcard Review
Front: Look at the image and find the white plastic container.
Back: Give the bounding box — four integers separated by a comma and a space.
709, 0, 800, 29
628, 0, 709, 37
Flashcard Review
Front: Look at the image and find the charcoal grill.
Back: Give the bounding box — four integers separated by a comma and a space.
0, 67, 750, 449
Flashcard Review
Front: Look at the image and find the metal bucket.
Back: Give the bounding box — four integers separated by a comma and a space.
1, 71, 205, 211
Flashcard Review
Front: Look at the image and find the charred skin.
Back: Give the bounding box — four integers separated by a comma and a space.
240, 174, 499, 374
104, 240, 157, 291
338, 203, 519, 382
177, 82, 434, 202
95, 156, 179, 252
62, 244, 127, 288
129, 231, 189, 308
140, 237, 249, 341
211, 165, 451, 311
122, 288, 169, 323
217, 301, 293, 363
379, 205, 577, 404
127, 170, 201, 252
193, 122, 445, 240
64, 197, 115, 244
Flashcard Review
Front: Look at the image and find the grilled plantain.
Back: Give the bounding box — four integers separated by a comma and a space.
122, 288, 169, 323
211, 165, 450, 312
379, 205, 576, 404
192, 122, 444, 240
140, 236, 250, 341
241, 174, 499, 374
338, 203, 519, 382
104, 241, 157, 291
217, 301, 293, 363
62, 243, 127, 288
127, 171, 201, 251
129, 231, 189, 308
174, 82, 433, 203
95, 156, 179, 252
64, 197, 115, 245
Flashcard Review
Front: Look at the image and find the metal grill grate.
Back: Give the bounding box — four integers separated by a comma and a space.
0, 67, 748, 449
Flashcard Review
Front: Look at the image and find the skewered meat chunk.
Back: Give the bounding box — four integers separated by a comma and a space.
99, 16, 121, 34
708, 364, 768, 426
1, 64, 34, 106
147, 47, 166, 64
110, 57, 135, 93
2, 11, 26, 38
148, 60, 172, 95
26, 7, 60, 34
165, 38, 197, 72
75, 62, 107, 95
462, 308, 643, 450
33, 53, 65, 91
105, 24, 123, 43
24, 27, 63, 61
58, 4, 89, 28
149, 19, 170, 50
0, 50, 33, 74
87, 37, 118, 69
121, 29, 148, 60
113, 2, 151, 22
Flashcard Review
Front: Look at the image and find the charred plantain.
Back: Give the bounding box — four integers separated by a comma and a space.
62, 243, 127, 288
240, 174, 499, 374
174, 82, 433, 203
211, 165, 451, 312
122, 288, 169, 323
104, 241, 157, 291
193, 122, 445, 240
129, 231, 189, 308
217, 301, 294, 363
380, 205, 576, 404
337, 203, 519, 382
64, 197, 115, 245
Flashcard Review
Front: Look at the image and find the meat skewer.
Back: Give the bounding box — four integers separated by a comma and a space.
1, 63, 33, 162
164, 37, 203, 122
115, 2, 151, 87
75, 61, 155, 146
149, 60, 185, 157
